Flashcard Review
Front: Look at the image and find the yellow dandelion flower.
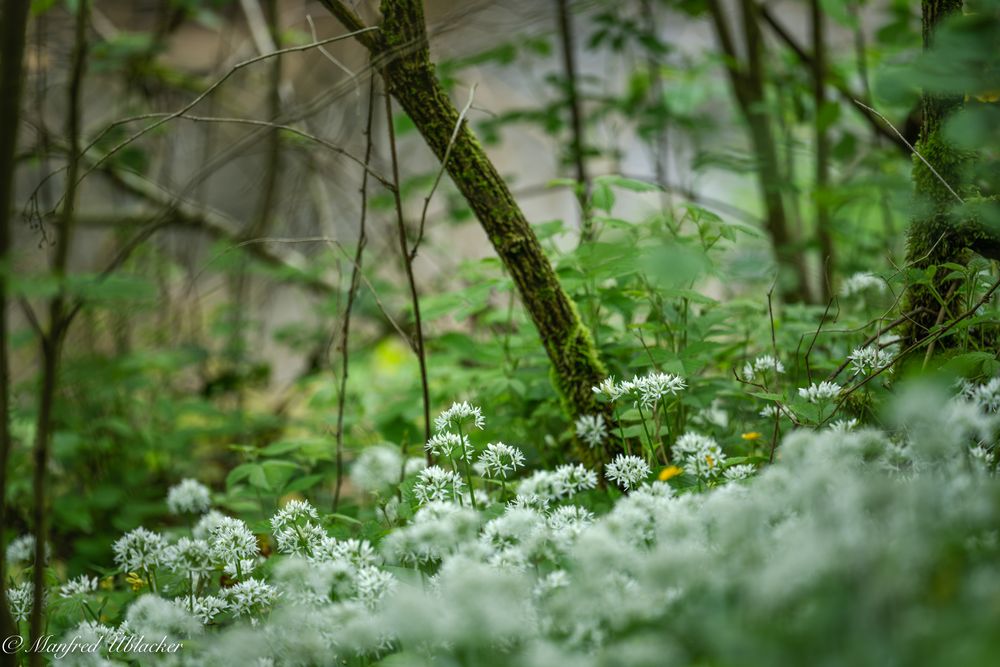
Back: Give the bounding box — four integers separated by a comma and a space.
658, 465, 683, 481
741, 432, 762, 441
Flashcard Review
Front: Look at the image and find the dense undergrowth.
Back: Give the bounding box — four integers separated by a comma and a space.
5, 369, 1000, 665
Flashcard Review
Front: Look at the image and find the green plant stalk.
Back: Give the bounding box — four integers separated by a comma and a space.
456, 423, 478, 511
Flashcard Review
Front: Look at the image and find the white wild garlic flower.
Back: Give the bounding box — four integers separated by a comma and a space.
113, 527, 168, 573
840, 271, 887, 298
848, 345, 894, 376
723, 464, 755, 482
164, 538, 215, 576
478, 442, 526, 479
350, 445, 404, 494
742, 355, 785, 379
224, 578, 280, 617
189, 595, 229, 625
7, 582, 33, 623
672, 432, 726, 480
166, 479, 212, 515
425, 432, 474, 461
5, 534, 37, 567
413, 466, 465, 504
208, 517, 259, 571
605, 454, 651, 491
632, 371, 687, 410
434, 401, 485, 432
575, 414, 608, 448
798, 381, 842, 403
59, 575, 98, 599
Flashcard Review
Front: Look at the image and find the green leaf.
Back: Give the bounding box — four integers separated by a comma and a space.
595, 174, 662, 193
590, 182, 615, 213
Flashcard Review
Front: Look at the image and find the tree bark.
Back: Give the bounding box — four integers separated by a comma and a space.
706, 0, 812, 303
0, 0, 32, 643
811, 0, 834, 300
902, 0, 966, 347
555, 0, 593, 241
319, 0, 615, 464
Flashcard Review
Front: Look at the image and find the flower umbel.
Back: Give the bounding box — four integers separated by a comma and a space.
605, 454, 651, 491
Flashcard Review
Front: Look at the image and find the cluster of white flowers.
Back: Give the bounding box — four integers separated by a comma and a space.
166, 479, 212, 514
722, 463, 755, 481
226, 578, 280, 618
350, 445, 403, 494
574, 414, 608, 448
592, 371, 686, 409
672, 432, 726, 480
848, 345, 894, 376
17, 380, 1000, 666
113, 527, 168, 573
5, 534, 37, 567
271, 500, 325, 557
208, 517, 260, 575
434, 401, 485, 432
798, 380, 842, 403
424, 432, 474, 460
840, 271, 887, 298
59, 574, 98, 598
413, 466, 465, 504
959, 377, 1000, 413
7, 582, 33, 623
828, 418, 859, 433
742, 354, 785, 379
477, 442, 526, 479
516, 464, 597, 503
604, 454, 650, 490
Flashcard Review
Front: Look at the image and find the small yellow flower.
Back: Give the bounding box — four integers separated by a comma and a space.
125, 572, 145, 592
741, 432, 762, 441
658, 465, 683, 481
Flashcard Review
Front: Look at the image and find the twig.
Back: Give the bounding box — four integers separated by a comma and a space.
922, 281, 961, 369
62, 27, 379, 208
852, 99, 964, 205
825, 308, 929, 382
802, 296, 835, 384
383, 76, 432, 446
334, 73, 376, 512
765, 281, 780, 462
826, 277, 1000, 420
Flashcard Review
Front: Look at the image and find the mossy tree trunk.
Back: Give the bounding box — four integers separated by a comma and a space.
319, 0, 615, 464
0, 0, 31, 642
902, 0, 967, 348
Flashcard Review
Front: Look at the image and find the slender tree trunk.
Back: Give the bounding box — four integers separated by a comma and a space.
0, 0, 32, 642
555, 0, 592, 241
320, 0, 616, 464
902, 0, 966, 348
811, 0, 834, 300
706, 0, 811, 303
29, 2, 89, 660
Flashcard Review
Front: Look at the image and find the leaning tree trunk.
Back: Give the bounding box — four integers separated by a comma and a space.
902, 0, 967, 348
319, 0, 615, 464
0, 0, 32, 642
